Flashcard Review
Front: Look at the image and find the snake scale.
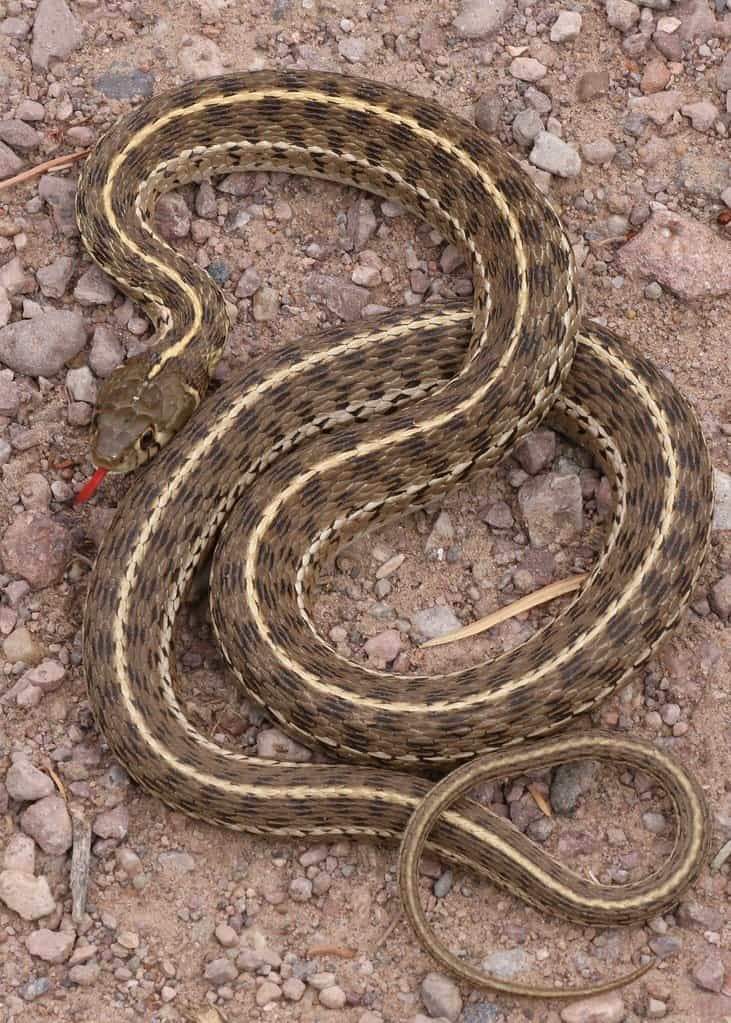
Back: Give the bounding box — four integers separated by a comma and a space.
75, 71, 713, 998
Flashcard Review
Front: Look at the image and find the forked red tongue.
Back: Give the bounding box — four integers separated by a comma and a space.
73, 467, 109, 506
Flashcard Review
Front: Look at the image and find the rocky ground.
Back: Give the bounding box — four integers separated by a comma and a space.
0, 1, 730, 1022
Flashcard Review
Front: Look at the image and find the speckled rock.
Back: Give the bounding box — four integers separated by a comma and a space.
26, 927, 75, 963
30, 0, 83, 70
1, 512, 72, 590
530, 131, 581, 178
20, 795, 72, 855
617, 211, 731, 300
5, 760, 55, 801
0, 309, 86, 376
420, 972, 462, 1021
453, 0, 513, 38
560, 992, 625, 1023
0, 870, 56, 920
518, 473, 583, 547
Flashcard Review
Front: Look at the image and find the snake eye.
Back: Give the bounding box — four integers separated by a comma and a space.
140, 428, 156, 450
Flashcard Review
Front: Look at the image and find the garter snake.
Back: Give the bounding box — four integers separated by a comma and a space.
76, 71, 713, 998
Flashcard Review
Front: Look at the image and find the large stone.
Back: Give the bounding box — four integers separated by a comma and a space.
1, 512, 72, 590
5, 760, 55, 801
0, 140, 23, 178
0, 310, 86, 376
0, 870, 56, 920
30, 0, 83, 69
420, 972, 462, 1021
529, 131, 582, 178
560, 992, 625, 1023
20, 795, 72, 855
617, 211, 731, 301
518, 473, 583, 547
26, 927, 75, 963
453, 0, 513, 38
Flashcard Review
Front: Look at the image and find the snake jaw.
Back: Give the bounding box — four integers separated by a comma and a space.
90, 357, 200, 472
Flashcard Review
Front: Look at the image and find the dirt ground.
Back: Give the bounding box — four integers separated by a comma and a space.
0, 1, 730, 1022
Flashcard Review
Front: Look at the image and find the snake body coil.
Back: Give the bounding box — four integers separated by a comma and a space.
78, 72, 713, 998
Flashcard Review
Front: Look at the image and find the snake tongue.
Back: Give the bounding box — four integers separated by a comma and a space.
74, 467, 109, 506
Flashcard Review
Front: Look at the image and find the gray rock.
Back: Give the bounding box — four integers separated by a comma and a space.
560, 993, 625, 1023
16, 100, 45, 122
582, 138, 617, 165
1, 512, 72, 589
252, 285, 279, 322
519, 473, 583, 547
22, 660, 65, 692
17, 473, 49, 509
512, 108, 543, 147
155, 193, 191, 241
628, 91, 684, 126
529, 131, 582, 178
710, 574, 731, 619
30, 0, 83, 70
21, 795, 72, 855
482, 947, 528, 979
0, 140, 24, 178
514, 429, 556, 474
338, 36, 367, 62
158, 850, 196, 875
605, 0, 640, 31
474, 93, 503, 134
0, 17, 32, 39
482, 500, 514, 529
411, 605, 461, 640
5, 760, 55, 801
37, 256, 75, 298
510, 57, 547, 82
66, 366, 97, 404
95, 65, 155, 99
692, 952, 725, 992
68, 962, 100, 985
0, 286, 9, 328
308, 273, 370, 321
453, 0, 513, 38
257, 728, 312, 762
26, 927, 75, 963
463, 1005, 502, 1023
642, 811, 667, 834
0, 870, 56, 920
93, 806, 129, 840
550, 760, 597, 815
204, 957, 238, 984
551, 10, 582, 42
617, 211, 731, 301
0, 256, 27, 295
73, 264, 116, 304
236, 266, 263, 299
719, 52, 731, 92
364, 630, 402, 662
0, 120, 42, 150
0, 370, 21, 415
347, 198, 377, 250
179, 35, 224, 79
89, 326, 124, 377
0, 309, 85, 376
421, 971, 462, 1021
3, 834, 36, 874
38, 175, 78, 235
713, 470, 731, 530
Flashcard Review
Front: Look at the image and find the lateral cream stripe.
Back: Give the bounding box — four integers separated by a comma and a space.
102, 85, 552, 373
239, 333, 676, 713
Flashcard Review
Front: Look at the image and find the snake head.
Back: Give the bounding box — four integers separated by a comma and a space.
90, 356, 200, 473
